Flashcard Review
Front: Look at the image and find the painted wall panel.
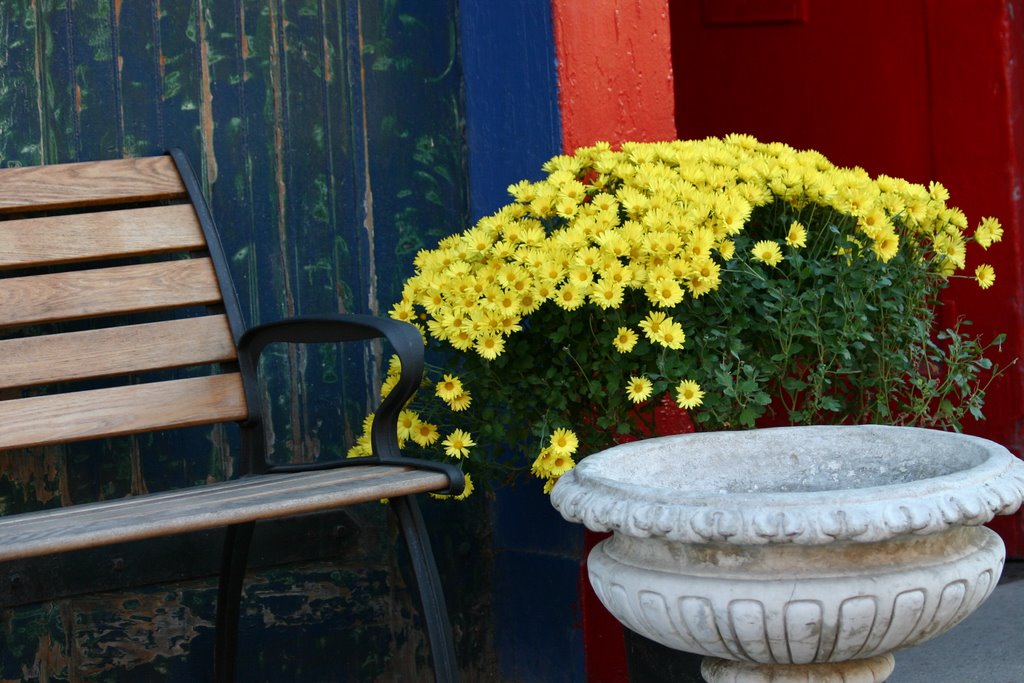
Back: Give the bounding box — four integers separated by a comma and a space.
0, 1, 478, 679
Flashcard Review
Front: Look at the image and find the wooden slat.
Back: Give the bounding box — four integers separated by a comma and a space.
0, 204, 206, 269
0, 373, 248, 450
0, 466, 451, 562
0, 156, 186, 214
0, 316, 236, 390
0, 257, 222, 328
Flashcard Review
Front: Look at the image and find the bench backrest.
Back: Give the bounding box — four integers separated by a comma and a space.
0, 151, 250, 451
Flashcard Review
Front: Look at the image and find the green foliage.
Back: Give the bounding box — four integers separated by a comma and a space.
350, 136, 1009, 497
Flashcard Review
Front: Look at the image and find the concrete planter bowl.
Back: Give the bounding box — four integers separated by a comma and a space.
551, 425, 1024, 682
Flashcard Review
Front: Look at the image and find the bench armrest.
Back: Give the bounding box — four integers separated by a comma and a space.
237, 314, 465, 494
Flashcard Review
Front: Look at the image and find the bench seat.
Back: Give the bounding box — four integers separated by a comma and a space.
0, 466, 450, 563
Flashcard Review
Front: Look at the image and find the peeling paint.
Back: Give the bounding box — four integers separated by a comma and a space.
0, 0, 475, 677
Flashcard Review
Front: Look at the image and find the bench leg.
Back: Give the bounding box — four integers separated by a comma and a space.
215, 521, 255, 683
391, 495, 459, 683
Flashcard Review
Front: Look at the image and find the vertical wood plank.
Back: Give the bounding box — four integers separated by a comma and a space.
114, 0, 164, 157
70, 0, 121, 159
34, 0, 77, 165
0, 0, 43, 165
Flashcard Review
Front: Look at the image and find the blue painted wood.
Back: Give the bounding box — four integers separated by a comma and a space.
458, 0, 563, 220
457, 3, 588, 681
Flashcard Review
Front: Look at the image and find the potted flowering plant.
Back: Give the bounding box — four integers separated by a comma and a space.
349, 134, 1006, 498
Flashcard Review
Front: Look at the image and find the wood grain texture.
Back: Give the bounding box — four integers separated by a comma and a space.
0, 373, 248, 451
0, 315, 236, 390
0, 257, 222, 327
0, 204, 206, 269
0, 466, 450, 562
0, 156, 186, 213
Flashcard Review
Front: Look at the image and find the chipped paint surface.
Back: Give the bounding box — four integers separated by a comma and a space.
0, 0, 474, 679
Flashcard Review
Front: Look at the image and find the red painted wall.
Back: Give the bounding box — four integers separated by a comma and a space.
551, 0, 676, 152
551, 2, 675, 679
670, 0, 1024, 554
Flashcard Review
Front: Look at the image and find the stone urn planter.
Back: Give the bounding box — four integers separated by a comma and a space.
550, 425, 1024, 682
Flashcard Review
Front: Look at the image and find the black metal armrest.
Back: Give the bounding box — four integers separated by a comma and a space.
237, 314, 465, 495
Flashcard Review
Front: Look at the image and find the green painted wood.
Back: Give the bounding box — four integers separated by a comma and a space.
0, 0, 474, 679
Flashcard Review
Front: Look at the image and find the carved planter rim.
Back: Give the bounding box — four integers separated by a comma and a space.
550, 424, 1024, 545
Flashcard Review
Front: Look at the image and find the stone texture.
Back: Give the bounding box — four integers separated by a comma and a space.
550, 425, 1024, 683
551, 425, 1024, 545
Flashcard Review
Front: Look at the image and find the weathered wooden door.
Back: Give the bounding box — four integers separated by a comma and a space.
0, 1, 476, 680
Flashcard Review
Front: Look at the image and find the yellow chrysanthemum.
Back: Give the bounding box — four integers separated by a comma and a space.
871, 229, 900, 262
435, 374, 464, 402
408, 419, 439, 447
675, 379, 705, 410
751, 240, 784, 267
645, 277, 685, 308
548, 428, 579, 457
475, 334, 505, 360
653, 320, 686, 350
531, 447, 576, 479
442, 429, 476, 459
786, 221, 808, 248
613, 327, 639, 353
448, 392, 473, 412
590, 279, 626, 309
638, 311, 670, 341
625, 376, 654, 404
975, 263, 996, 289
975, 217, 1004, 249
554, 283, 586, 311
717, 239, 736, 260
397, 410, 419, 441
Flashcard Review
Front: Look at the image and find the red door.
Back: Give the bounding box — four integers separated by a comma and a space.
671, 0, 1024, 555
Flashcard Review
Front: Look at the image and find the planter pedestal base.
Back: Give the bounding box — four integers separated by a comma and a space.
701, 654, 895, 682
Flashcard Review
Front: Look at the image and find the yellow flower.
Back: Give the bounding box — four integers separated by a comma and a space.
675, 379, 705, 410
390, 299, 415, 322
532, 447, 576, 479
435, 374, 464, 402
554, 283, 586, 311
751, 240, 784, 266
448, 391, 473, 412
933, 232, 966, 269
590, 279, 625, 309
430, 472, 476, 501
975, 263, 996, 289
625, 376, 654, 403
638, 311, 670, 341
929, 180, 950, 203
717, 239, 736, 260
454, 473, 475, 500
654, 320, 686, 350
442, 429, 476, 459
645, 277, 685, 308
475, 334, 505, 360
548, 427, 579, 456
785, 221, 808, 248
411, 421, 440, 447
975, 217, 1004, 248
397, 410, 419, 440
613, 327, 639, 353
871, 229, 900, 262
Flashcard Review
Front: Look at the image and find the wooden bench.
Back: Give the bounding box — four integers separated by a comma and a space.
0, 150, 465, 681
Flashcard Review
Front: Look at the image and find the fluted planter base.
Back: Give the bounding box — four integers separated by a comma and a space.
700, 654, 895, 682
